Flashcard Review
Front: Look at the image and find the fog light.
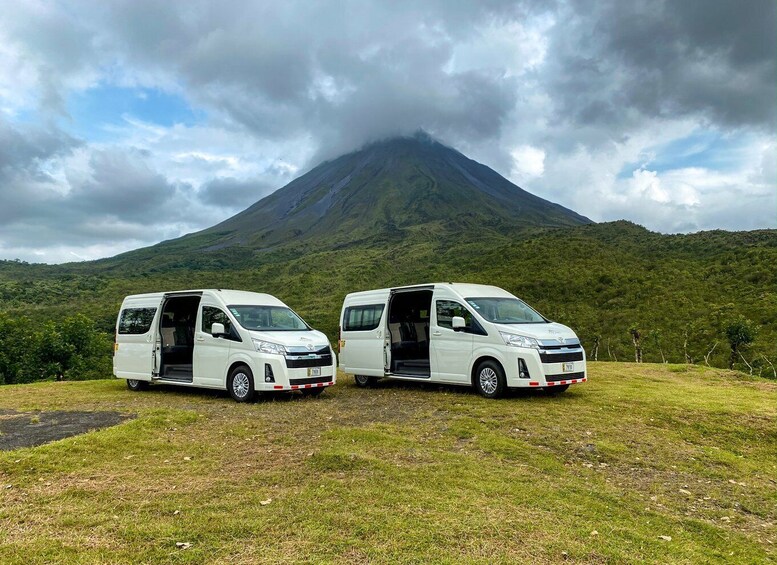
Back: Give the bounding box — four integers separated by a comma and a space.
518, 358, 530, 379
264, 363, 275, 383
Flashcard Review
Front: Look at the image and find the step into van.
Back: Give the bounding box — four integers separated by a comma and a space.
113, 289, 336, 402
338, 283, 586, 398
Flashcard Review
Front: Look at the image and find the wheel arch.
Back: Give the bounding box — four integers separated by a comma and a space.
226, 357, 254, 388
471, 355, 505, 386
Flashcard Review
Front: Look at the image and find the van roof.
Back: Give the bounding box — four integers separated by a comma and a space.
121, 289, 287, 307
344, 282, 516, 300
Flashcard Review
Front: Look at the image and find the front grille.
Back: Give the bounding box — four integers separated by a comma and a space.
545, 371, 585, 382
540, 351, 584, 363
285, 354, 333, 368
286, 345, 330, 356
289, 375, 332, 386
538, 338, 581, 349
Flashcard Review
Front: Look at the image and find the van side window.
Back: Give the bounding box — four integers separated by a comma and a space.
435, 300, 487, 335
118, 307, 157, 335
202, 306, 239, 341
344, 304, 385, 331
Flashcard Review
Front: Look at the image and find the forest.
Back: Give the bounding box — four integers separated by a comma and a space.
0, 221, 774, 383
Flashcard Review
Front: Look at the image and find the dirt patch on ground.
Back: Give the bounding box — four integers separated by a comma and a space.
0, 410, 135, 450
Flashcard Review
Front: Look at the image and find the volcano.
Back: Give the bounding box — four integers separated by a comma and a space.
194, 132, 590, 251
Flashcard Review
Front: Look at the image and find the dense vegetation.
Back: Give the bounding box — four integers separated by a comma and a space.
0, 221, 774, 383
0, 313, 111, 385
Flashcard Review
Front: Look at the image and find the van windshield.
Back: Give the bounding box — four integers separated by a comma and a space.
465, 297, 547, 324
228, 305, 310, 331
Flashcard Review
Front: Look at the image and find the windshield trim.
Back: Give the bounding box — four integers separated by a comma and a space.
464, 296, 550, 325
227, 304, 312, 332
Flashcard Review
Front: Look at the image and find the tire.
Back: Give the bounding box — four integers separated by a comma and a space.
300, 387, 325, 397
474, 360, 506, 399
354, 375, 377, 388
228, 365, 255, 402
544, 384, 570, 395
126, 379, 149, 391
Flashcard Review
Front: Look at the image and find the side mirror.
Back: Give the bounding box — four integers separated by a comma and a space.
452, 316, 466, 331
211, 322, 226, 337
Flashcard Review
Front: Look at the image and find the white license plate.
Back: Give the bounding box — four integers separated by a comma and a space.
562, 362, 574, 372
307, 367, 321, 377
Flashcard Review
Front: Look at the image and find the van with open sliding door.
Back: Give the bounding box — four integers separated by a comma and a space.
338, 283, 586, 398
113, 289, 336, 402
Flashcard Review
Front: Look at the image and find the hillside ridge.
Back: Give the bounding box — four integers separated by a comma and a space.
160, 132, 592, 255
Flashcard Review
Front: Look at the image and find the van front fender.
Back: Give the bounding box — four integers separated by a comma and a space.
469, 345, 512, 382
225, 352, 259, 387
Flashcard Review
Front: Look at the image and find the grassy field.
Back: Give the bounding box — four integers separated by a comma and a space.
0, 363, 775, 564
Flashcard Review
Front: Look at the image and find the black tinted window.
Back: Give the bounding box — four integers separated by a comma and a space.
344, 304, 384, 331
436, 300, 471, 329
436, 300, 486, 335
202, 306, 231, 334
118, 307, 156, 335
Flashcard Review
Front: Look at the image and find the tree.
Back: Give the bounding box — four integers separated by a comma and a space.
590, 334, 600, 361
0, 313, 112, 385
724, 317, 757, 370
0, 313, 36, 384
649, 329, 667, 363
629, 325, 643, 363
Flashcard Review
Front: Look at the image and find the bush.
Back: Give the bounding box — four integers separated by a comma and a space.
0, 313, 112, 384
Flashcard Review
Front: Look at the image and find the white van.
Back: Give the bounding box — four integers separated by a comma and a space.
338, 283, 586, 398
113, 289, 336, 402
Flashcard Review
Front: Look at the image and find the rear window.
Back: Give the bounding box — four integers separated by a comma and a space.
118, 307, 157, 335
344, 304, 384, 331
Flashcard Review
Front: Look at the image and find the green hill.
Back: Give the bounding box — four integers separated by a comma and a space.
153, 131, 590, 257
1, 221, 774, 376
0, 364, 774, 562
0, 134, 774, 380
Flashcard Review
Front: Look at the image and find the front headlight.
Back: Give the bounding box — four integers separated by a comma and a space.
252, 339, 287, 355
500, 331, 540, 349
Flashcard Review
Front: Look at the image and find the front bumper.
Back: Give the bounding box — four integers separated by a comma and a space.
504, 347, 587, 388
253, 351, 337, 392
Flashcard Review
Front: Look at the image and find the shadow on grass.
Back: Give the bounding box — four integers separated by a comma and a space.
137, 383, 330, 404
344, 376, 577, 400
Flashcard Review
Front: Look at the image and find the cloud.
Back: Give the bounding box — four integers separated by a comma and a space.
199, 177, 275, 208
510, 145, 546, 183
540, 0, 776, 135
0, 0, 773, 263
69, 149, 176, 220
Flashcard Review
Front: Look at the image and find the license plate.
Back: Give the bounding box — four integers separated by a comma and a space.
563, 362, 574, 372
307, 367, 321, 377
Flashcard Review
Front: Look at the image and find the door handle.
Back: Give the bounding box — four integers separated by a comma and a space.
196, 337, 205, 342
432, 331, 441, 336
376, 330, 382, 339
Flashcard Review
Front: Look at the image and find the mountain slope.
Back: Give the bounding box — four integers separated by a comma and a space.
188, 132, 590, 252
2, 221, 775, 374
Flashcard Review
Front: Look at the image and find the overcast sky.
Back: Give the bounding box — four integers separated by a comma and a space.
0, 0, 774, 263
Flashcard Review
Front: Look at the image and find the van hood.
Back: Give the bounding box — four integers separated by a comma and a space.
493, 322, 579, 343
247, 329, 330, 349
